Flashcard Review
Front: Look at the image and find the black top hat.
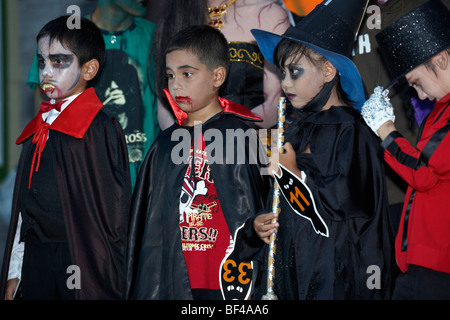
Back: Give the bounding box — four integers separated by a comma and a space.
376, 0, 450, 88
252, 0, 369, 109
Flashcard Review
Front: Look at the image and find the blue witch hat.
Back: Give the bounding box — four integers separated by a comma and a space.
252, 0, 369, 110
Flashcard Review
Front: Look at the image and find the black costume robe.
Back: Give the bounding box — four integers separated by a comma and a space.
256, 106, 396, 300
0, 88, 132, 299
126, 93, 271, 299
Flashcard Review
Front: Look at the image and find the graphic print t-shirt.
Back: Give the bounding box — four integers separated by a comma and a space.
179, 132, 232, 290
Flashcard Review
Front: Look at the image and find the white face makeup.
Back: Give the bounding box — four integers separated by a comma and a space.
280, 54, 325, 109
37, 36, 83, 101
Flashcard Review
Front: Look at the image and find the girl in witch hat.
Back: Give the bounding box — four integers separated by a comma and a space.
251, 0, 395, 299
362, 0, 450, 299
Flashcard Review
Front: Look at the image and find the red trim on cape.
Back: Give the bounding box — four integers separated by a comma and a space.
16, 87, 103, 144
163, 88, 262, 126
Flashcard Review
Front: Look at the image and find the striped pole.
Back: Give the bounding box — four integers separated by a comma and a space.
262, 97, 286, 300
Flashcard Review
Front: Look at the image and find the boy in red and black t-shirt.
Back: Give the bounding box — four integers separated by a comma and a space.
127, 25, 271, 300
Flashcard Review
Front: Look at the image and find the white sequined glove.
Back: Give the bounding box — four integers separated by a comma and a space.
361, 86, 395, 136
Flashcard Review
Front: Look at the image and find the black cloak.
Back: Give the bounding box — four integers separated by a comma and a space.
0, 88, 132, 300
126, 96, 271, 299
255, 106, 396, 300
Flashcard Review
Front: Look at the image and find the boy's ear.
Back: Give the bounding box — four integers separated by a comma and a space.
433, 50, 449, 71
82, 59, 100, 81
322, 61, 337, 82
213, 66, 227, 88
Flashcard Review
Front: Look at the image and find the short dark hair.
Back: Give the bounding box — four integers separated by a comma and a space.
274, 38, 327, 71
165, 25, 230, 72
37, 15, 105, 68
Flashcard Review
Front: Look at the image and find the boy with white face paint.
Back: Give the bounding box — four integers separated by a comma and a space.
0, 16, 132, 300
38, 36, 83, 101
27, 0, 159, 189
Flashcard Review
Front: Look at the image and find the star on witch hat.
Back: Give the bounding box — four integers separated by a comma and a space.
375, 0, 450, 88
251, 0, 369, 110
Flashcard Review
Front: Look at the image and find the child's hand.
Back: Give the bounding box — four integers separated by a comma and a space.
253, 212, 279, 244
361, 86, 395, 136
5, 278, 19, 300
278, 142, 303, 178
269, 142, 301, 177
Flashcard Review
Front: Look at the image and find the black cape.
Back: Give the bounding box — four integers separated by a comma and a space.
255, 107, 396, 300
0, 88, 132, 299
126, 100, 271, 299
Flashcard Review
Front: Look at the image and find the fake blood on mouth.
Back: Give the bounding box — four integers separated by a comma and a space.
176, 96, 193, 105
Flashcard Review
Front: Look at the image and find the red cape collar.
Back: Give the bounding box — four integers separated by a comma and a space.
436, 92, 450, 108
16, 88, 103, 144
163, 88, 262, 126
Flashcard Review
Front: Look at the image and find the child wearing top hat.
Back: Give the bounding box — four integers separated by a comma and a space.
362, 0, 450, 299
251, 0, 395, 299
